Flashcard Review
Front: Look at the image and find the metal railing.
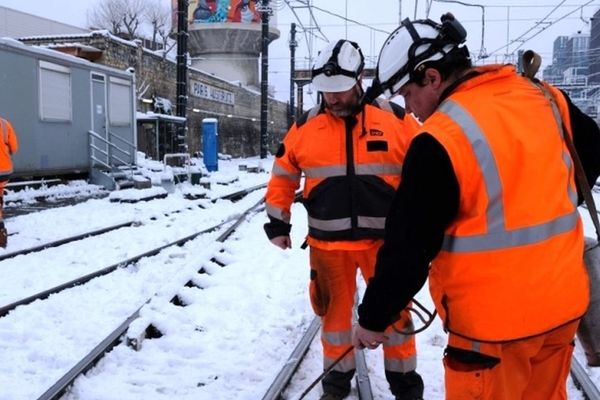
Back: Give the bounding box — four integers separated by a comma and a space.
163, 153, 191, 183
88, 130, 137, 179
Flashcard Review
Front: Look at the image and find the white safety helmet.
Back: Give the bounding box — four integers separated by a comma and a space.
311, 40, 365, 93
370, 14, 468, 99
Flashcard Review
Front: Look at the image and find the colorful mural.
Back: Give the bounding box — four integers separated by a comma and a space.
184, 0, 261, 24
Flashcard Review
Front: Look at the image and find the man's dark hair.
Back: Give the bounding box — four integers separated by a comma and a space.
413, 46, 472, 86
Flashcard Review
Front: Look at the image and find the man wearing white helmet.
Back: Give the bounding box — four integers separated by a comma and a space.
264, 39, 424, 400
353, 13, 600, 399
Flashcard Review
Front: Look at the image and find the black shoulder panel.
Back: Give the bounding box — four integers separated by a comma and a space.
296, 105, 322, 128
372, 98, 407, 120
388, 102, 407, 120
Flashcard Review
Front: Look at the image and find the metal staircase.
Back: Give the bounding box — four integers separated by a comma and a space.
88, 130, 139, 190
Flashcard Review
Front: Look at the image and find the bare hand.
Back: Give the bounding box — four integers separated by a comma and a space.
270, 236, 292, 249
352, 325, 387, 350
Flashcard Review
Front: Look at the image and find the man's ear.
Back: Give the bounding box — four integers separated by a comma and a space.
424, 68, 443, 88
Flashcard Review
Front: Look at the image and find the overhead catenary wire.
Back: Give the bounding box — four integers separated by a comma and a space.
487, 0, 595, 58
433, 0, 487, 58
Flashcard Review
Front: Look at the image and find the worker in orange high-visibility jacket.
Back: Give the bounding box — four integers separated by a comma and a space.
264, 39, 424, 400
353, 14, 600, 400
0, 117, 18, 248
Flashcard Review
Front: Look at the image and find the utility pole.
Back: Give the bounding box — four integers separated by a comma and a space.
289, 23, 297, 128
259, 0, 272, 159
399, 0, 402, 24
176, 0, 189, 152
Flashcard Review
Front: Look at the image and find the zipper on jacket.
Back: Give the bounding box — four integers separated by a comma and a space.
344, 115, 358, 234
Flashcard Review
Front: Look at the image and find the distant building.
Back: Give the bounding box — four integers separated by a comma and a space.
567, 33, 590, 73
0, 6, 89, 37
589, 8, 600, 85
543, 27, 598, 120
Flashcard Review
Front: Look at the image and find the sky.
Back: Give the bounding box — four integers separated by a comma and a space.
0, 0, 599, 106
0, 154, 598, 399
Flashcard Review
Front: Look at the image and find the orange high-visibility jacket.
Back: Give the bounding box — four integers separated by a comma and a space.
265, 100, 419, 249
0, 118, 18, 183
424, 65, 589, 342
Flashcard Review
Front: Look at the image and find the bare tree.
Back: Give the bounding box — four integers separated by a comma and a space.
87, 0, 126, 35
87, 0, 146, 40
145, 0, 173, 51
121, 0, 147, 39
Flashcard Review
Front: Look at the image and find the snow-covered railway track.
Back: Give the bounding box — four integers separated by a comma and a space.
262, 317, 374, 400
0, 196, 266, 400
0, 187, 270, 317
0, 184, 267, 263
571, 357, 600, 400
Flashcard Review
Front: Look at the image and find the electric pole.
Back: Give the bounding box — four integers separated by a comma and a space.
399, 0, 402, 23
259, 0, 272, 159
176, 0, 189, 152
289, 23, 297, 128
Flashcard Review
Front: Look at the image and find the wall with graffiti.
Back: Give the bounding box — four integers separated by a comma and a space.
183, 0, 261, 24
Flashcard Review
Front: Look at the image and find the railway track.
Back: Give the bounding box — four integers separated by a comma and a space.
34, 196, 267, 400
0, 183, 598, 399
0, 184, 266, 262
0, 185, 268, 317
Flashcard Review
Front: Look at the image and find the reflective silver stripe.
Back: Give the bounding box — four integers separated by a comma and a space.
374, 98, 393, 113
265, 204, 291, 224
440, 101, 505, 232
443, 211, 579, 252
323, 330, 352, 346
357, 216, 386, 229
384, 355, 417, 373
308, 215, 351, 231
471, 341, 481, 353
271, 163, 301, 181
324, 353, 356, 372
563, 152, 577, 206
322, 331, 354, 372
304, 163, 402, 178
355, 163, 402, 176
385, 319, 415, 346
439, 100, 578, 253
304, 165, 346, 178
309, 215, 386, 231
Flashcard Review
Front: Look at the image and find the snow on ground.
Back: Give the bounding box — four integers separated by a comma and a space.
0, 156, 597, 399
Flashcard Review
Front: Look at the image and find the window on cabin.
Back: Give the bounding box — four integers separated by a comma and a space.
108, 77, 132, 125
39, 61, 72, 122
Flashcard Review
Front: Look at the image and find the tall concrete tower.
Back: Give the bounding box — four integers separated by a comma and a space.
184, 0, 280, 88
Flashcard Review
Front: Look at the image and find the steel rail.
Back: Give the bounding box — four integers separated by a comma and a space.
261, 317, 321, 400
571, 356, 600, 400
0, 220, 135, 262
0, 216, 238, 318
35, 198, 266, 400
2, 184, 267, 262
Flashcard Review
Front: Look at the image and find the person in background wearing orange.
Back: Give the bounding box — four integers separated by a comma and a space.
264, 39, 424, 400
0, 117, 18, 248
353, 13, 600, 400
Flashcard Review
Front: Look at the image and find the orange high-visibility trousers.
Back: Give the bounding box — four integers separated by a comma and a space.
443, 320, 579, 400
309, 245, 417, 373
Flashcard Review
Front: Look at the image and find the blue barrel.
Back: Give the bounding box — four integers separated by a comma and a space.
202, 118, 219, 172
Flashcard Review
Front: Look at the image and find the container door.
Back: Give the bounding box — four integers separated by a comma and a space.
91, 73, 108, 166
